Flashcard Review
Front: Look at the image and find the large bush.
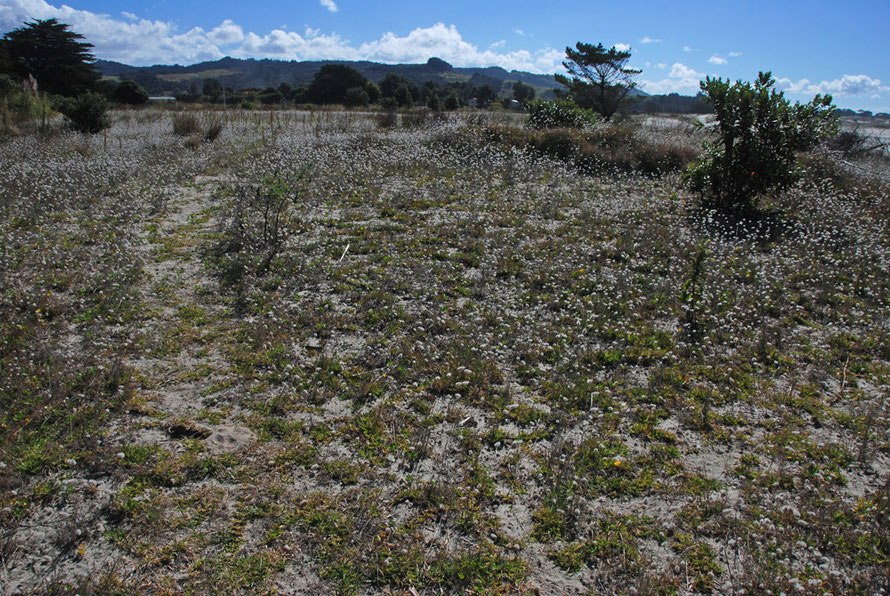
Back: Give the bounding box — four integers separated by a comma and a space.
684, 72, 837, 213
113, 81, 149, 105
527, 98, 596, 129
56, 92, 110, 133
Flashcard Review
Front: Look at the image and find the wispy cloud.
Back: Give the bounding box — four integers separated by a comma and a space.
319, 0, 339, 13
614, 43, 631, 52
708, 54, 727, 65
640, 36, 661, 44
729, 51, 742, 57
683, 45, 693, 52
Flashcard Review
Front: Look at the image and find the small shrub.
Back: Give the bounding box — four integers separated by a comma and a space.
530, 128, 580, 159
827, 129, 887, 156
402, 109, 431, 128
202, 115, 224, 142
633, 143, 698, 176
376, 110, 397, 129
585, 124, 635, 148
684, 71, 838, 213
527, 98, 596, 129
56, 92, 111, 134
172, 113, 201, 136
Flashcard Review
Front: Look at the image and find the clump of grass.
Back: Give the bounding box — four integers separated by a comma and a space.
172, 113, 201, 137
202, 114, 225, 142
376, 110, 397, 129
172, 112, 225, 146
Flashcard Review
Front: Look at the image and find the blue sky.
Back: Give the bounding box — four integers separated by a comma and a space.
2, 0, 888, 111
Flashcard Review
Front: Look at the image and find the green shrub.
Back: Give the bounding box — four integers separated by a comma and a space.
56, 92, 111, 134
684, 71, 838, 213
527, 98, 596, 129
114, 81, 149, 105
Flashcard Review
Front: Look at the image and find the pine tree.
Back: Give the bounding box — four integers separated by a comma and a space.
555, 42, 641, 120
2, 18, 101, 96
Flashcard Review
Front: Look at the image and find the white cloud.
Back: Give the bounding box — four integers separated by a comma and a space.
729, 51, 742, 57
490, 39, 506, 49
513, 28, 524, 36
0, 0, 227, 64
208, 19, 244, 46
357, 23, 561, 72
656, 63, 667, 69
614, 43, 631, 52
319, 0, 339, 13
708, 54, 727, 65
683, 45, 693, 52
775, 73, 888, 97
235, 27, 359, 61
640, 62, 706, 95
1, 0, 55, 26
640, 36, 661, 44
0, 2, 564, 72
121, 11, 138, 21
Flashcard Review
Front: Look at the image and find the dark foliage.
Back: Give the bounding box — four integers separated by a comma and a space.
512, 81, 535, 102
55, 91, 110, 133
307, 64, 367, 105
2, 18, 100, 96
556, 42, 641, 121
684, 72, 838, 213
113, 80, 149, 105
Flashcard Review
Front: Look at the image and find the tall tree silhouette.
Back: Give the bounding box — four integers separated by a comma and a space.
556, 42, 641, 120
3, 18, 100, 96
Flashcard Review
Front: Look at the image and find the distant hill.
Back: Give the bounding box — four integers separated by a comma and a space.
94, 56, 568, 99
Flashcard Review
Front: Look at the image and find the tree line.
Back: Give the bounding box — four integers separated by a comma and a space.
173, 64, 537, 110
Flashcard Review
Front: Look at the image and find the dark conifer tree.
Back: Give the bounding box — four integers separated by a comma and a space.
3, 18, 101, 96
